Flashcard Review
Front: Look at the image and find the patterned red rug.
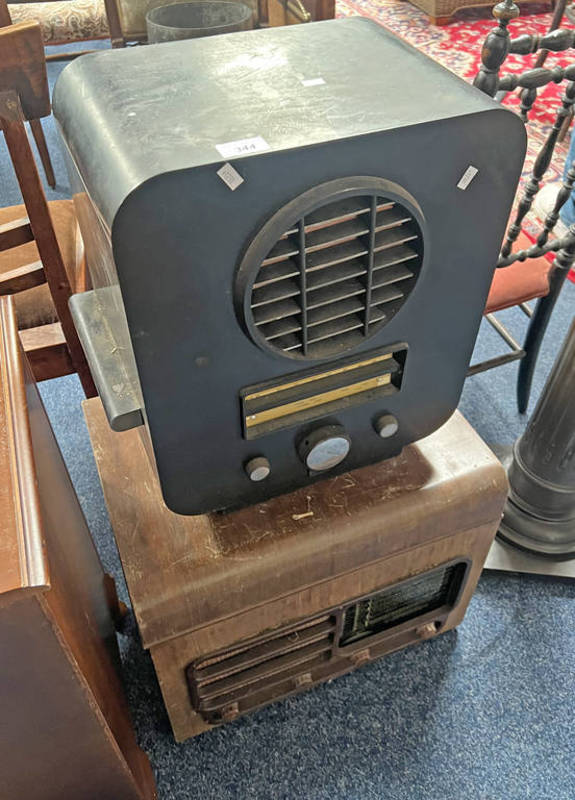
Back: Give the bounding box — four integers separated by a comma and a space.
337, 0, 572, 180
337, 0, 575, 278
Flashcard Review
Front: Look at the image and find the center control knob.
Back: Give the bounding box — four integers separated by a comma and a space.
298, 425, 351, 472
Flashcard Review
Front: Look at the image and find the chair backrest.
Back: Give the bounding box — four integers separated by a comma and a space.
2, 0, 125, 49
474, 0, 575, 273
0, 21, 96, 395
0, 18, 50, 119
0, 0, 11, 27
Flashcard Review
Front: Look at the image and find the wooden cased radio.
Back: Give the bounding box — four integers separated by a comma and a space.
85, 402, 508, 741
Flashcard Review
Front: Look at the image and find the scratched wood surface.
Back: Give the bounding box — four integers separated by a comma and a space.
84, 399, 507, 649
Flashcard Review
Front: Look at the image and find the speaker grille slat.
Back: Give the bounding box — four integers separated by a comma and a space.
276, 333, 304, 352
253, 260, 300, 289
307, 314, 367, 344
199, 654, 330, 713
373, 206, 414, 232
304, 197, 386, 231
373, 225, 419, 252
249, 192, 423, 358
304, 217, 371, 253
189, 617, 336, 720
261, 318, 302, 341
253, 298, 301, 325
306, 259, 367, 291
252, 280, 300, 308
371, 284, 404, 307
196, 619, 335, 682
372, 263, 414, 288
262, 239, 299, 266
307, 297, 365, 328
306, 240, 369, 272
306, 279, 366, 310
198, 640, 332, 701
373, 244, 419, 272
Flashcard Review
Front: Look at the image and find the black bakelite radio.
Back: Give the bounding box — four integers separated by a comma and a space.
53, 18, 525, 514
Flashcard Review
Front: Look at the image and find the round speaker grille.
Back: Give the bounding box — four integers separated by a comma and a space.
245, 188, 423, 360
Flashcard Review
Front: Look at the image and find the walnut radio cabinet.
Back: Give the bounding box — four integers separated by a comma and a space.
0, 296, 156, 799
84, 399, 507, 742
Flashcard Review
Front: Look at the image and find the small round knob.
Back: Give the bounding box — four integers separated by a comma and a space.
416, 622, 440, 640
245, 456, 270, 482
374, 413, 399, 439
298, 425, 351, 472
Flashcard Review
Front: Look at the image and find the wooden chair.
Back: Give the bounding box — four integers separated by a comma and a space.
94, 0, 335, 48
6, 0, 332, 54
0, 20, 96, 395
470, 0, 575, 412
406, 0, 547, 28
5, 0, 124, 57
0, 0, 55, 187
264, 0, 334, 26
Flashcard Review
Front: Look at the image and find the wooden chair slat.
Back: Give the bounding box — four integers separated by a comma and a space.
0, 259, 45, 293
19, 321, 76, 382
0, 216, 33, 251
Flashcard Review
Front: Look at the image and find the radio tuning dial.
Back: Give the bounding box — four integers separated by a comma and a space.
298, 425, 351, 472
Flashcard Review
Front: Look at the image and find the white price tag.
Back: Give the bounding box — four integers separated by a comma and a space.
216, 136, 270, 159
217, 162, 244, 191
457, 165, 479, 191
301, 77, 326, 87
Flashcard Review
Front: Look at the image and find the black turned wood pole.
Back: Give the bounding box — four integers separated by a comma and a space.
537, 131, 575, 247
500, 316, 575, 558
473, 0, 520, 97
517, 224, 575, 413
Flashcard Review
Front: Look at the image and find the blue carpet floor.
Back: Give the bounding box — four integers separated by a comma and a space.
3, 47, 575, 800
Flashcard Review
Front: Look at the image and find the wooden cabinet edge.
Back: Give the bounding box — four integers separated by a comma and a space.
0, 296, 49, 597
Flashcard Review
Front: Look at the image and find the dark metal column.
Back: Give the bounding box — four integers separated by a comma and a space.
498, 317, 575, 558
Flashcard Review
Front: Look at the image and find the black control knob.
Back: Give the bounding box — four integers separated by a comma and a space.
298, 425, 351, 472
245, 457, 271, 482
374, 413, 399, 439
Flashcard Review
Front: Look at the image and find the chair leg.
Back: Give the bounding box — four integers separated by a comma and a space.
0, 0, 12, 26
103, 0, 126, 47
517, 264, 571, 414
559, 108, 573, 144
29, 119, 56, 189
